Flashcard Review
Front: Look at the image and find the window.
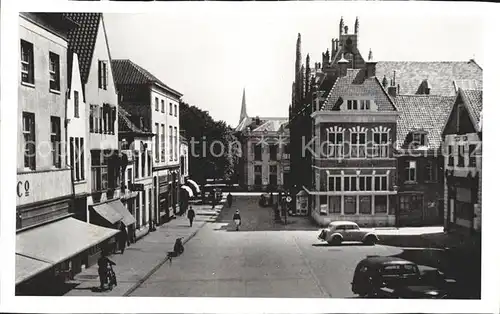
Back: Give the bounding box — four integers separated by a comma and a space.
49, 52, 60, 91
374, 176, 387, 191
174, 104, 177, 117
75, 139, 80, 180
135, 194, 141, 229
269, 174, 277, 186
254, 165, 262, 173
155, 98, 159, 111
169, 103, 173, 115
412, 132, 427, 147
327, 129, 344, 158
328, 196, 341, 213
373, 131, 389, 158
344, 176, 350, 191
328, 176, 342, 191
344, 196, 356, 214
134, 152, 139, 179
161, 100, 165, 113
50, 116, 61, 168
254, 144, 262, 161
148, 151, 152, 176
359, 196, 372, 214
161, 125, 166, 162
270, 165, 277, 173
155, 123, 160, 161
169, 126, 173, 161
80, 138, 85, 180
448, 145, 454, 167
405, 160, 416, 182
74, 91, 79, 118
174, 127, 178, 161
141, 149, 146, 179
20, 40, 34, 84
351, 177, 357, 191
469, 144, 477, 167
425, 160, 436, 182
269, 144, 278, 161
458, 145, 465, 167
360, 100, 370, 110
359, 177, 365, 191
70, 138, 75, 178
98, 60, 108, 90
375, 195, 387, 213
142, 190, 147, 226
23, 112, 36, 170
254, 174, 262, 186
91, 151, 110, 192
351, 131, 366, 158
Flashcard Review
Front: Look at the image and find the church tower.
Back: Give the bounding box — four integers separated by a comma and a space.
239, 88, 248, 123
330, 17, 365, 70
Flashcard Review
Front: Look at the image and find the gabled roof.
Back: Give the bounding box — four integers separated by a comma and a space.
111, 59, 182, 98
118, 106, 153, 136
65, 13, 101, 85
376, 61, 482, 96
322, 69, 396, 111
394, 95, 456, 150
235, 117, 288, 134
459, 88, 483, 132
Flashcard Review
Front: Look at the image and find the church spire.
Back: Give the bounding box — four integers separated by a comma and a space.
239, 88, 248, 123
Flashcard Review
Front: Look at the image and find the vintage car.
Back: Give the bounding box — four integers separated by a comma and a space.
317, 221, 379, 245
351, 256, 456, 298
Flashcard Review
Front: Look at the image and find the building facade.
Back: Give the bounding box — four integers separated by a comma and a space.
292, 17, 483, 227
111, 59, 182, 223
442, 88, 482, 235
16, 13, 118, 294
235, 89, 290, 192
65, 13, 135, 257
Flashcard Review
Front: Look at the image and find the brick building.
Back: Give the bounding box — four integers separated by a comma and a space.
442, 88, 482, 235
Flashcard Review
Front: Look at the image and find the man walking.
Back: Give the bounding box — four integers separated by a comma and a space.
187, 206, 196, 227
227, 192, 233, 208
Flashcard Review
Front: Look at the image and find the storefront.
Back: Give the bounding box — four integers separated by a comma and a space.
446, 175, 478, 233
158, 174, 169, 222
16, 217, 118, 294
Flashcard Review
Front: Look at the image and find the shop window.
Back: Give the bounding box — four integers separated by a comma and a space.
328, 196, 341, 213
360, 196, 371, 214
254, 144, 262, 161
344, 196, 356, 214
375, 195, 387, 213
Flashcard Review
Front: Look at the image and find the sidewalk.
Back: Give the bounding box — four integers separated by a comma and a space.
64, 201, 225, 297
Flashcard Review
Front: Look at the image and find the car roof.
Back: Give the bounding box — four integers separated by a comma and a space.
329, 220, 358, 226
358, 256, 417, 266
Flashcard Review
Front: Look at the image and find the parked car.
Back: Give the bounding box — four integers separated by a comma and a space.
317, 221, 378, 245
351, 256, 456, 298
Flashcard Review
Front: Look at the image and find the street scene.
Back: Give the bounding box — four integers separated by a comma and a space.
15, 10, 482, 300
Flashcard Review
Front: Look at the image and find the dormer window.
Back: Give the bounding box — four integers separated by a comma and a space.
347, 99, 371, 111
412, 132, 427, 147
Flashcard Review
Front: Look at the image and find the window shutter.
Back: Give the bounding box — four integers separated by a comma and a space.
98, 61, 102, 88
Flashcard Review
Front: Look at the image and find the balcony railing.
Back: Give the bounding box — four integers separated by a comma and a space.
17, 168, 72, 206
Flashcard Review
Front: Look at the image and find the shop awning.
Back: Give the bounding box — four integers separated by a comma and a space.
108, 200, 136, 226
16, 217, 118, 284
181, 185, 194, 198
186, 179, 201, 194
93, 202, 123, 225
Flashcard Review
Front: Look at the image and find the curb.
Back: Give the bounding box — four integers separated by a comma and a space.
123, 207, 223, 296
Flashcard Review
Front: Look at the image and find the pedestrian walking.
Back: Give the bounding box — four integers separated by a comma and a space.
233, 209, 242, 231
227, 192, 233, 208
187, 206, 196, 227
118, 222, 129, 254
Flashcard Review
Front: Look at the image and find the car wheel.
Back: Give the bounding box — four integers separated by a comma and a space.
364, 235, 377, 245
329, 235, 342, 246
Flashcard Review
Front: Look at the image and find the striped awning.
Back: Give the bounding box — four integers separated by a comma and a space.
181, 185, 194, 198
186, 179, 201, 194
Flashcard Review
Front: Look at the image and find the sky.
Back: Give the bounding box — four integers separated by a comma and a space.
103, 5, 483, 128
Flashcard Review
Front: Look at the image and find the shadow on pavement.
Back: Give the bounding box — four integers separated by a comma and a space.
311, 242, 372, 247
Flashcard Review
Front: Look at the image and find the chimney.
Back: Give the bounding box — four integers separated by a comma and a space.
365, 49, 376, 78
387, 70, 398, 97
338, 53, 349, 77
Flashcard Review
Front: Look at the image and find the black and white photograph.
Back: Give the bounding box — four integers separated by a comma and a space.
1, 1, 499, 313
